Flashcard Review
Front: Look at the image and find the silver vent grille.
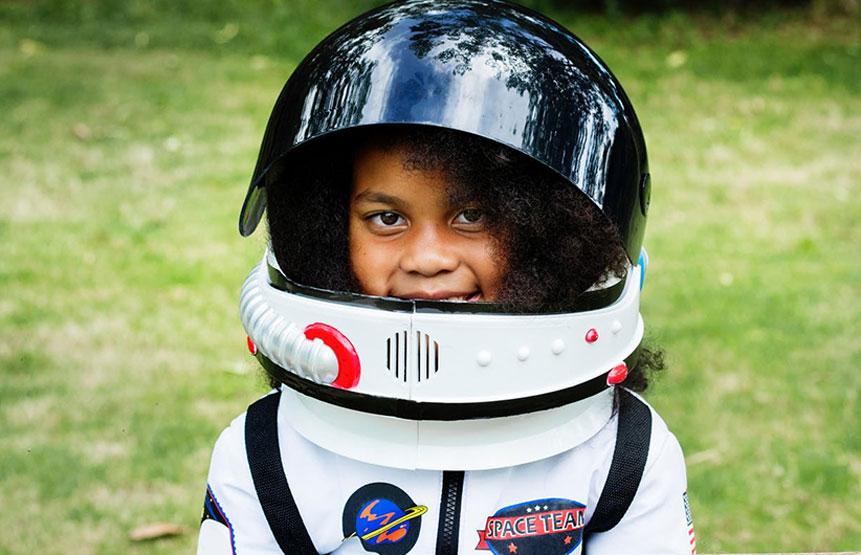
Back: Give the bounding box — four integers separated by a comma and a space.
386, 330, 439, 383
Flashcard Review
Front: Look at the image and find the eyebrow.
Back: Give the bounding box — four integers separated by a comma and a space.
352, 190, 404, 206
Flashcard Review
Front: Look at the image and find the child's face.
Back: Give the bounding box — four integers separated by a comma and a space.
349, 144, 504, 302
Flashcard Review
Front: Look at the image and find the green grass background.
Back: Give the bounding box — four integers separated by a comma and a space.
0, 1, 858, 553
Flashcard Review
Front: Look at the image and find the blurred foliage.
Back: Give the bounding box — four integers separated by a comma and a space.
529, 0, 859, 15
1, 0, 858, 21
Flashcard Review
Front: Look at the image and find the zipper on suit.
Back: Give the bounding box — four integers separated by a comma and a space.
435, 471, 465, 555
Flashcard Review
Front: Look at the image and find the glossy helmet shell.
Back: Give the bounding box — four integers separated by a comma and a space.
239, 0, 650, 262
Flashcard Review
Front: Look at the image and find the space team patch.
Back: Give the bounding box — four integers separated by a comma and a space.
476, 498, 586, 554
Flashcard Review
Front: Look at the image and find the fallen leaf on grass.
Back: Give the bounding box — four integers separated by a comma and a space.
19, 39, 45, 57
666, 50, 687, 69
213, 23, 239, 44
129, 522, 185, 541
72, 123, 92, 141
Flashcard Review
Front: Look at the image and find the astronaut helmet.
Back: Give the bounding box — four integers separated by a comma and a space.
237, 0, 651, 470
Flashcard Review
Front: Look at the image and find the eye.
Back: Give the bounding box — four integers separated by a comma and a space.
454, 208, 484, 225
369, 211, 405, 227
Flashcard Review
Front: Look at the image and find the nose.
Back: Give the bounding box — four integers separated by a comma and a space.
399, 224, 459, 277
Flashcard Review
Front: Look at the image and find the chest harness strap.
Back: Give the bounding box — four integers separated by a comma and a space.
245, 391, 317, 554
583, 387, 653, 543
246, 388, 651, 554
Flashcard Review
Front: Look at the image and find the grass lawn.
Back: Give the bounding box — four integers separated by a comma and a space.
0, 1, 858, 553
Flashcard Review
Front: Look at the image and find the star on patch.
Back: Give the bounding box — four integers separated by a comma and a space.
508, 542, 518, 553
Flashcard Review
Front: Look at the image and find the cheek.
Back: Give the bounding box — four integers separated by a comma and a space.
472, 238, 507, 298
348, 221, 392, 295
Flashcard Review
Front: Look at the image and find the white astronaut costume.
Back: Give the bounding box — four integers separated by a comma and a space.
199, 388, 694, 555
198, 1, 696, 552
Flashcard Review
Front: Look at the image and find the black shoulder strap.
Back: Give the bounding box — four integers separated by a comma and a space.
584, 388, 652, 539
245, 391, 317, 554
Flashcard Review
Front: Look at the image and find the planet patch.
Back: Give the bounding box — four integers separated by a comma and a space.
342, 483, 426, 555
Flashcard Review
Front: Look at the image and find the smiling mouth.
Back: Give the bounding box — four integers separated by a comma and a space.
447, 291, 482, 302
396, 290, 482, 302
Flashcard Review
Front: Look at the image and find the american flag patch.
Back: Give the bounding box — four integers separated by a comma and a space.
683, 491, 696, 554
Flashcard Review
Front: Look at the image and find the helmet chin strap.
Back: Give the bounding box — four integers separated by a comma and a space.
240, 249, 644, 470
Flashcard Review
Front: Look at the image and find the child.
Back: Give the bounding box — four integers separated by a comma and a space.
199, 1, 695, 554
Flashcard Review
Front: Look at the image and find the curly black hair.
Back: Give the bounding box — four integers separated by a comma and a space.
266, 125, 663, 392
